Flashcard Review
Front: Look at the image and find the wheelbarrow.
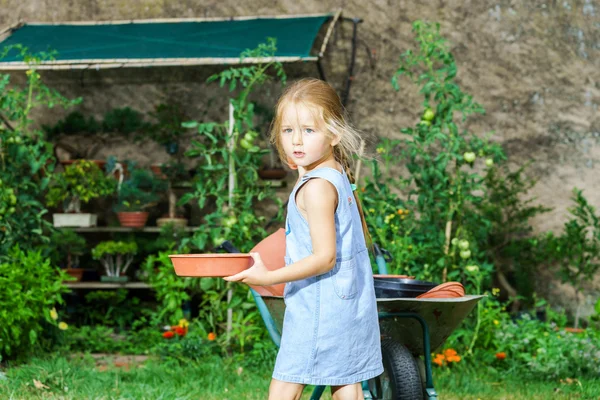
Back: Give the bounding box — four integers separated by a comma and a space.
217, 229, 484, 400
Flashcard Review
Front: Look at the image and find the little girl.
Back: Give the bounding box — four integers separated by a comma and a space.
225, 78, 383, 400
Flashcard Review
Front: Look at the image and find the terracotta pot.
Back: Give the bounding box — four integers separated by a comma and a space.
258, 167, 287, 180
169, 254, 254, 277
117, 212, 149, 228
150, 164, 167, 179
416, 289, 464, 299
416, 281, 465, 299
563, 327, 585, 334
248, 228, 287, 297
65, 268, 83, 282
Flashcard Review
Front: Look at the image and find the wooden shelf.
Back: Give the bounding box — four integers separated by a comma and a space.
65, 282, 151, 289
62, 226, 199, 233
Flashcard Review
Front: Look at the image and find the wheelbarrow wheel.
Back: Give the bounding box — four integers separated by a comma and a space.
368, 339, 423, 400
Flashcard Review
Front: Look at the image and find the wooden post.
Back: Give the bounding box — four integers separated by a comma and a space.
226, 101, 235, 343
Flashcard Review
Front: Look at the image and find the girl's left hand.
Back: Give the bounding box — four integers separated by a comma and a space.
223, 252, 273, 286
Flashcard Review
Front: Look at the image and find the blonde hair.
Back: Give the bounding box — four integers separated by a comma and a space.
269, 78, 371, 247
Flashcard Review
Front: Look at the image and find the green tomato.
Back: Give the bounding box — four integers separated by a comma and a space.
423, 108, 435, 121
10, 195, 16, 205
463, 152, 476, 163
240, 138, 253, 150
14, 137, 22, 144
7, 207, 15, 214
223, 216, 237, 228
458, 240, 469, 250
212, 236, 227, 247
451, 238, 459, 246
243, 133, 255, 142
460, 250, 471, 259
6, 137, 14, 144
419, 120, 431, 127
485, 158, 494, 167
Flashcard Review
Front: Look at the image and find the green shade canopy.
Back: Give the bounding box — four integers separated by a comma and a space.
0, 13, 334, 70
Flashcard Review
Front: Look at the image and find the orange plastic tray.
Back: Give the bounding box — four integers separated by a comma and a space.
169, 254, 254, 277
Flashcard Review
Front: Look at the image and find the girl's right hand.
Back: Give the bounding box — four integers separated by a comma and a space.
223, 252, 274, 286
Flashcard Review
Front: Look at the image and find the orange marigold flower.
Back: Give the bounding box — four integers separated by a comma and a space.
496, 352, 507, 360
443, 348, 457, 357
208, 332, 216, 341
163, 331, 174, 339
446, 355, 461, 363
174, 326, 187, 337
433, 353, 445, 366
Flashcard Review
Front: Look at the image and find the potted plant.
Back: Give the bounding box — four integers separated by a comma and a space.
154, 161, 190, 228
91, 240, 137, 282
147, 101, 189, 156
46, 159, 117, 227
115, 163, 165, 228
147, 101, 192, 227
49, 228, 87, 281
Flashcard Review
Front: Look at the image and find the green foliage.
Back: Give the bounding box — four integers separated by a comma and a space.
182, 38, 285, 252
115, 163, 166, 212
384, 21, 506, 285
477, 163, 552, 304
62, 325, 162, 354
42, 111, 100, 139
47, 228, 87, 268
77, 290, 147, 331
552, 188, 600, 292
142, 251, 200, 323
45, 160, 116, 212
153, 320, 219, 362
444, 290, 600, 380
43, 107, 149, 141
142, 250, 268, 353
0, 45, 80, 257
92, 241, 138, 277
146, 101, 189, 148
0, 245, 70, 361
102, 107, 148, 136
492, 315, 600, 380
362, 22, 552, 310
91, 241, 138, 259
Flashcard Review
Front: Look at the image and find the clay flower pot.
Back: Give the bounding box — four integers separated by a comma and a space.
150, 164, 167, 180
416, 281, 465, 299
65, 268, 83, 282
169, 254, 254, 277
117, 212, 149, 228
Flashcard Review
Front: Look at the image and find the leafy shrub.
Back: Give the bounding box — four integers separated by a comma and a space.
0, 246, 70, 361
115, 164, 165, 212
46, 160, 116, 213
0, 46, 79, 257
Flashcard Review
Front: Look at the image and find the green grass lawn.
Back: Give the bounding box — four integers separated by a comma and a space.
1, 355, 599, 399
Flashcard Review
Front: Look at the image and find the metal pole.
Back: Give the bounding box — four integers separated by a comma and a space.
342, 18, 361, 107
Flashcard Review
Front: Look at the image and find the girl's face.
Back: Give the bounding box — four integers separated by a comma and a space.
280, 102, 340, 170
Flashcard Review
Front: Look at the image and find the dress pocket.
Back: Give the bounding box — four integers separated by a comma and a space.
283, 256, 293, 298
332, 257, 358, 300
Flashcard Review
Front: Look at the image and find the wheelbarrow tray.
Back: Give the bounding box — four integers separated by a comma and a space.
261, 295, 484, 356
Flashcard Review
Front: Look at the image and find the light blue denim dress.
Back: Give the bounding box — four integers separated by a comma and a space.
272, 167, 384, 386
